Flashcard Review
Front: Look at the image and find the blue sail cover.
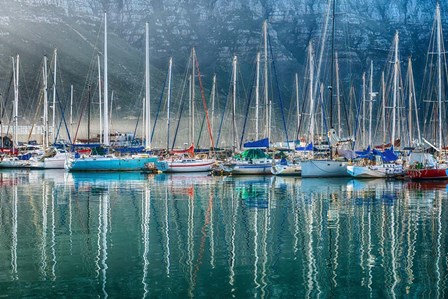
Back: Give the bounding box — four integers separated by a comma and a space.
355, 146, 371, 156
296, 143, 313, 151
244, 138, 269, 148
372, 148, 398, 162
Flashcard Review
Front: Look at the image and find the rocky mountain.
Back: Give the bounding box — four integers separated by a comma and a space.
0, 0, 445, 135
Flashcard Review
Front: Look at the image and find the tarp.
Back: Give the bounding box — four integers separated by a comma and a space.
337, 148, 357, 160
235, 148, 269, 160
243, 138, 269, 149
355, 146, 371, 156
295, 143, 313, 151
372, 148, 398, 163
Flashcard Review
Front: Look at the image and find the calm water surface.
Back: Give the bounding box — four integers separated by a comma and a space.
0, 169, 447, 298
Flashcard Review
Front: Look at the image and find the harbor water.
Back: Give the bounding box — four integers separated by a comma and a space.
0, 169, 447, 297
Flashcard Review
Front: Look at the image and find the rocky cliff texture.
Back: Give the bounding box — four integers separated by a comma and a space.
0, 0, 444, 121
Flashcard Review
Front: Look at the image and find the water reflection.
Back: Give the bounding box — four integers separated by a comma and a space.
0, 170, 447, 297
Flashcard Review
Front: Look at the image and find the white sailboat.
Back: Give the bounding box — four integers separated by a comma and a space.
301, 0, 349, 178
0, 55, 30, 169
155, 56, 215, 173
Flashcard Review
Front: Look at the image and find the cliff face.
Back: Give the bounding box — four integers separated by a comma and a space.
0, 0, 444, 120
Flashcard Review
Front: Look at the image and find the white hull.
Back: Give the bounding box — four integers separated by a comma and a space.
29, 153, 67, 169
155, 159, 215, 173
301, 160, 349, 178
347, 164, 403, 178
0, 158, 30, 168
222, 162, 272, 175
271, 164, 301, 176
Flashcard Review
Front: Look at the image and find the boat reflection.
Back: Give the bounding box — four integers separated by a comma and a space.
0, 172, 446, 297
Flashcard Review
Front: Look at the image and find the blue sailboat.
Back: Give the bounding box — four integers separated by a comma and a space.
66, 15, 157, 172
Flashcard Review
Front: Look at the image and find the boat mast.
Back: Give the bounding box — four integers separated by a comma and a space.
103, 13, 109, 146
43, 56, 49, 149
70, 84, 73, 141
329, 0, 336, 129
391, 31, 399, 147
295, 72, 300, 140
210, 74, 216, 146
98, 54, 103, 144
145, 22, 150, 150
13, 55, 19, 148
381, 71, 386, 148
408, 59, 421, 143
309, 43, 315, 146
166, 57, 172, 151
191, 48, 196, 146
263, 20, 270, 141
232, 55, 238, 150
335, 52, 341, 136
362, 72, 366, 149
255, 52, 260, 140
436, 4, 443, 151
407, 57, 413, 145
188, 75, 192, 145
52, 48, 57, 144
369, 61, 373, 147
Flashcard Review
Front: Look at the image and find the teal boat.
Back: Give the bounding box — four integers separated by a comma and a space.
66, 154, 157, 172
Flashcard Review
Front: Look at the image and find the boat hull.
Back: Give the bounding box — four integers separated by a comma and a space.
407, 168, 448, 180
301, 160, 349, 178
66, 156, 158, 171
0, 159, 30, 168
155, 160, 215, 173
347, 164, 403, 178
223, 163, 272, 175
29, 153, 68, 169
271, 164, 301, 176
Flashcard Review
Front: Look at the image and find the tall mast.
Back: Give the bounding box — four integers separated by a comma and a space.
255, 52, 260, 140
362, 72, 366, 149
409, 60, 421, 143
309, 43, 315, 145
166, 57, 172, 151
210, 74, 216, 145
188, 75, 192, 144
407, 57, 413, 145
391, 31, 399, 147
88, 85, 91, 142
232, 55, 238, 150
103, 13, 109, 146
145, 22, 150, 149
369, 61, 373, 147
13, 55, 19, 148
43, 56, 49, 149
329, 0, 336, 129
382, 71, 386, 147
436, 4, 443, 151
98, 55, 103, 144
70, 84, 73, 140
52, 48, 57, 144
335, 52, 341, 136
295, 72, 300, 140
191, 48, 196, 145
263, 20, 269, 141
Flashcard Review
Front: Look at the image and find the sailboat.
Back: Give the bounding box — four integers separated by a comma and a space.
0, 55, 31, 169
407, 4, 448, 180
28, 50, 70, 169
155, 49, 216, 173
221, 22, 274, 175
66, 16, 157, 172
347, 57, 404, 178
